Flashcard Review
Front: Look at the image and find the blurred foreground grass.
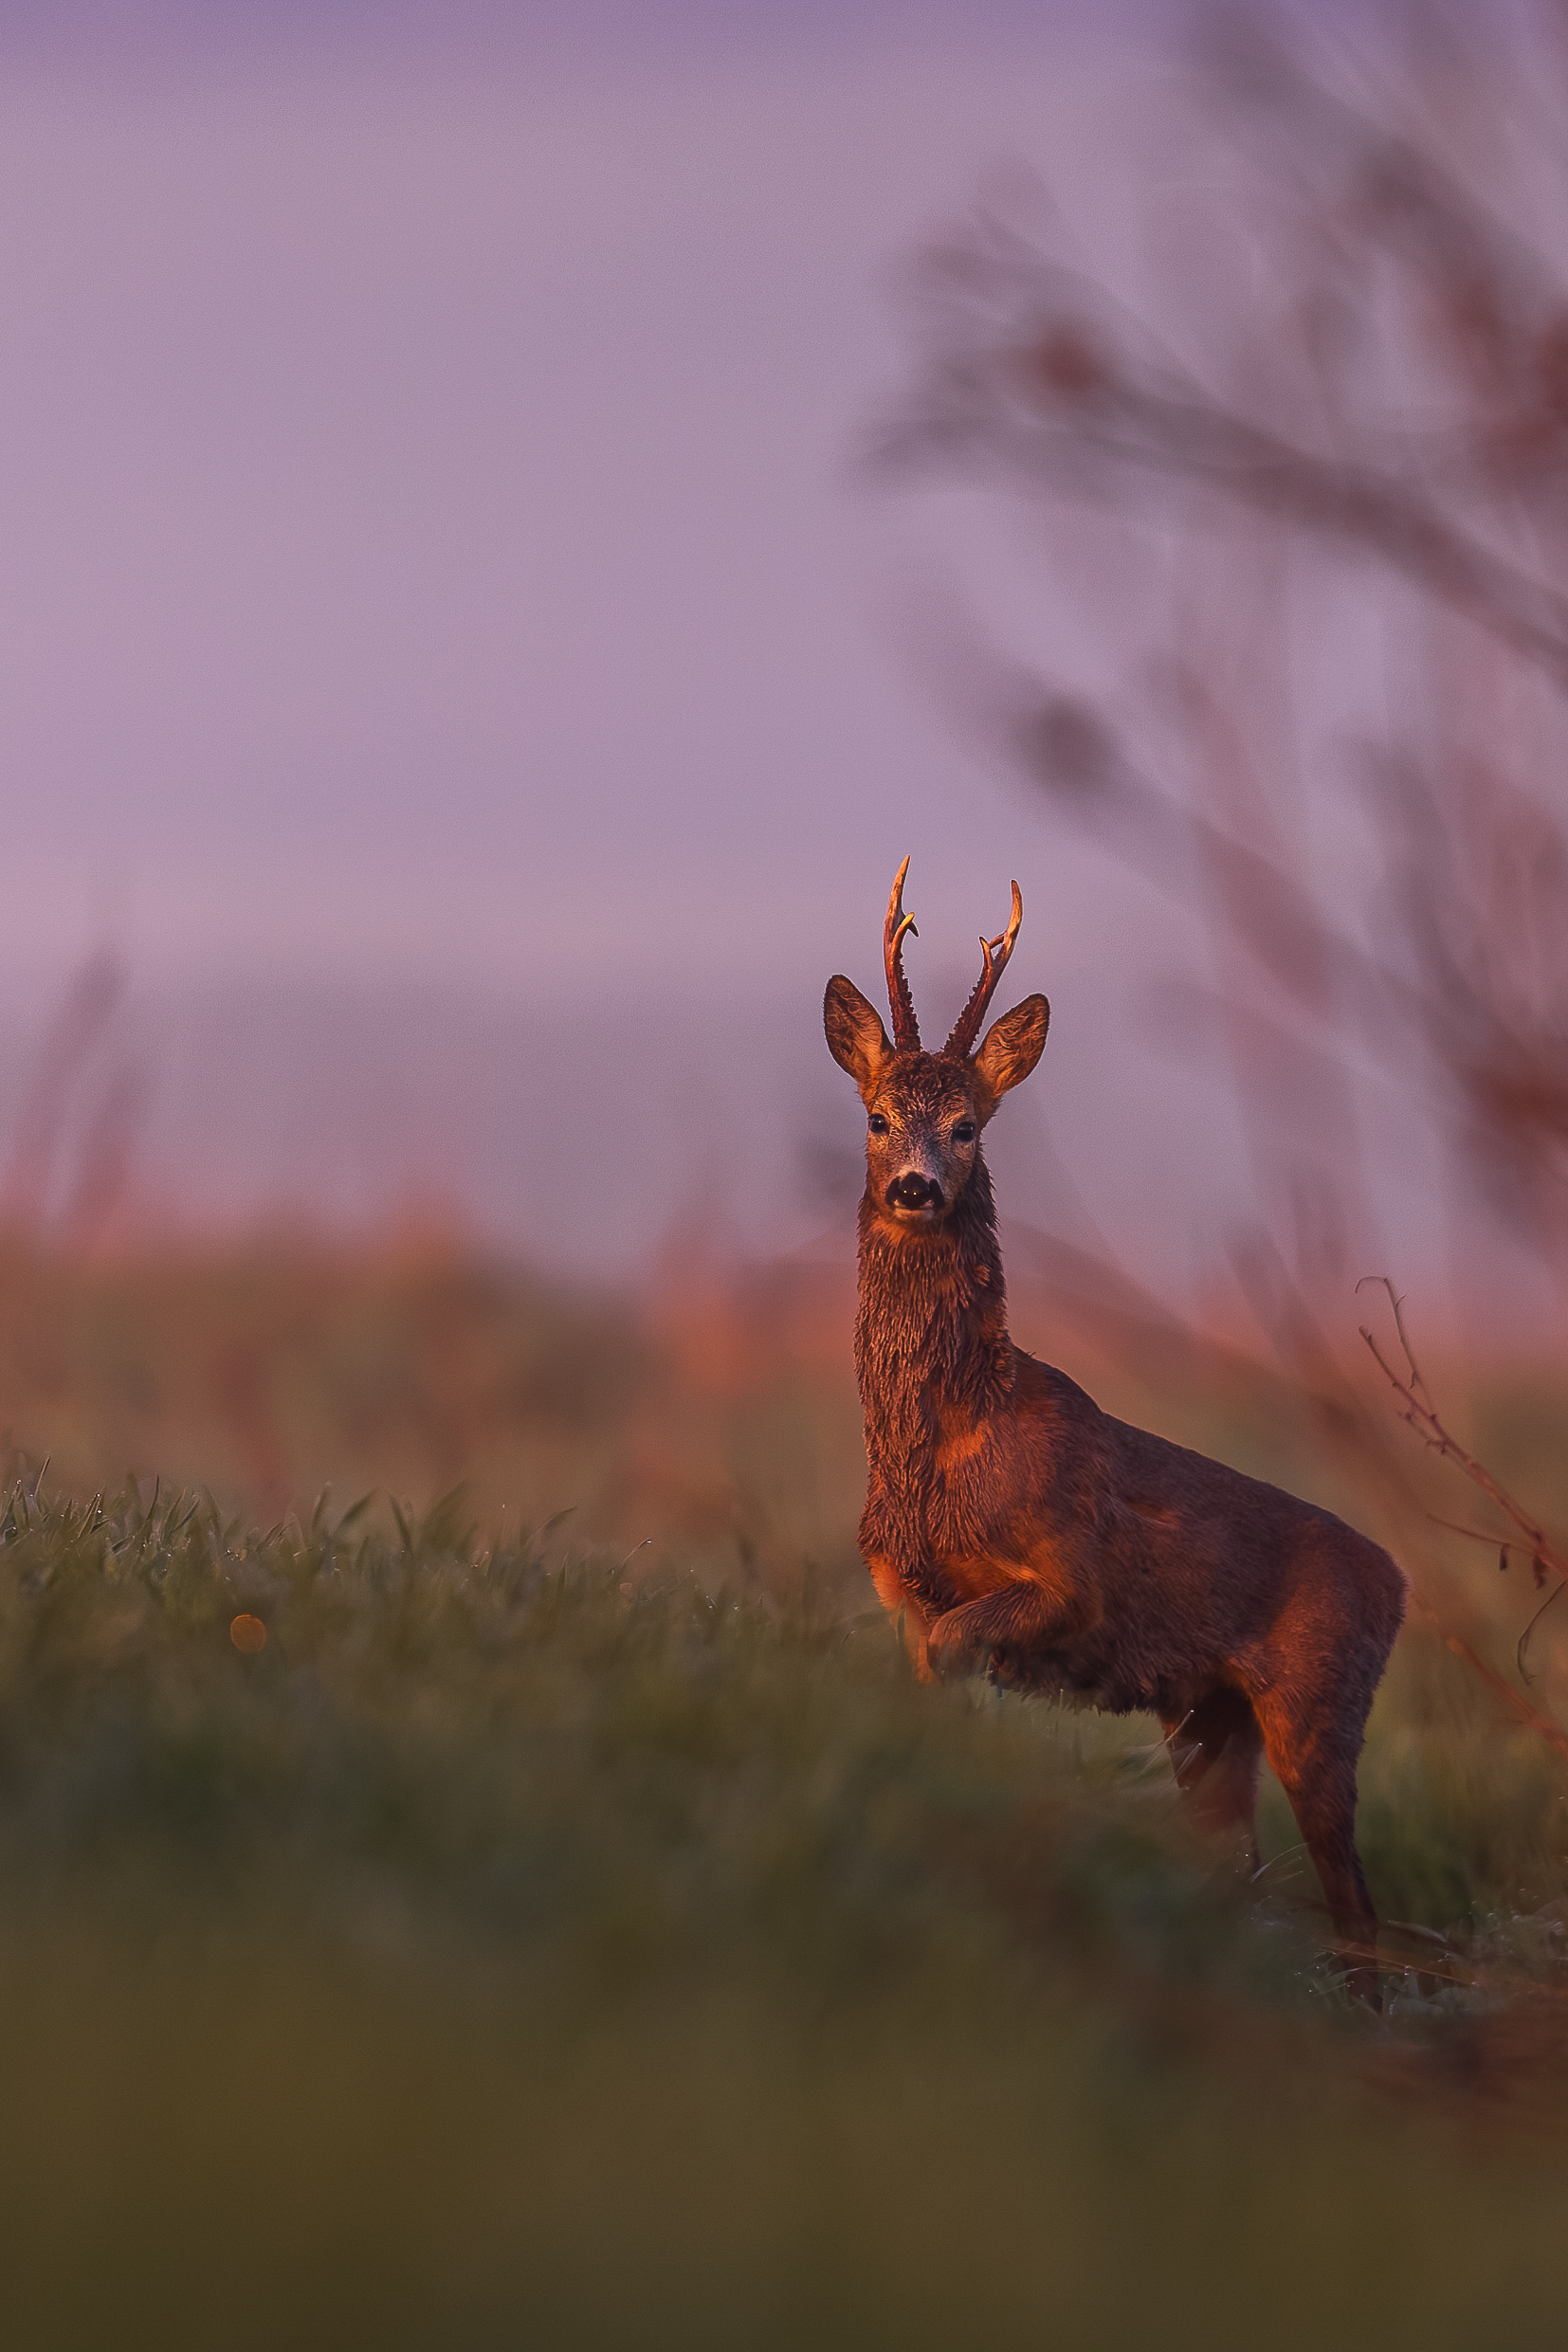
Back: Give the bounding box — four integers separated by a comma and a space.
1, 1235, 1567, 2344
0, 1475, 1563, 2349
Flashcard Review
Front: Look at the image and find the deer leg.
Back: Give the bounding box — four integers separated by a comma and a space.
865, 1555, 945, 1681
1159, 1687, 1264, 1871
926, 1580, 1058, 1679
1255, 1703, 1381, 2009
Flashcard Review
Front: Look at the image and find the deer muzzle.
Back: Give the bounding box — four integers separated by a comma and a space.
886, 1172, 944, 1216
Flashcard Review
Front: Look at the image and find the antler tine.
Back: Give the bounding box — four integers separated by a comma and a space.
884, 855, 922, 1051
945, 880, 1024, 1058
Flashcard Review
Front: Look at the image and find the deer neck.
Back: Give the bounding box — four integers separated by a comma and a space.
854, 1156, 1013, 1460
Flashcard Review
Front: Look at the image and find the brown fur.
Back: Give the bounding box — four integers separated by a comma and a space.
825, 885, 1407, 2003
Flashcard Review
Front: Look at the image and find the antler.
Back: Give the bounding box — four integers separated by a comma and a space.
884, 856, 921, 1051
945, 882, 1024, 1057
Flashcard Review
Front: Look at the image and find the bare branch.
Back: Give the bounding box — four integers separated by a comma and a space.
1358, 1275, 1568, 1693
1518, 1579, 1568, 1687
1407, 1583, 1568, 1764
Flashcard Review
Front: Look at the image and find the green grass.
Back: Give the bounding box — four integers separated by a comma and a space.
0, 1473, 1566, 2347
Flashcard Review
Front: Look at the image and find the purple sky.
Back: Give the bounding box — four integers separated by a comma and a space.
0, 0, 1178, 997
0, 0, 1512, 1324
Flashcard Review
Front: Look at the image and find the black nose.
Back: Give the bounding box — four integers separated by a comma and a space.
887, 1173, 943, 1212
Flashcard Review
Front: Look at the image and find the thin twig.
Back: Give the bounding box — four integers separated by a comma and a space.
1426, 1514, 1518, 1550
1327, 1933, 1483, 1991
1356, 1276, 1562, 1572
1358, 1277, 1568, 1698
1518, 1580, 1568, 1687
1381, 1919, 1454, 1950
1411, 1584, 1568, 1763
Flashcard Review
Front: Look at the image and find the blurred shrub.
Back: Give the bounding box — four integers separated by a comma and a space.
0, 1476, 1561, 2347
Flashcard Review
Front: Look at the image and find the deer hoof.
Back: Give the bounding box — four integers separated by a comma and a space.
926, 1612, 978, 1678
925, 1614, 960, 1675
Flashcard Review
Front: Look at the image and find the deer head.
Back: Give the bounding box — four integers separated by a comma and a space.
824, 859, 1050, 1230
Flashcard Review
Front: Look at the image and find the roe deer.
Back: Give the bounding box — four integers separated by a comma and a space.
824, 861, 1406, 1999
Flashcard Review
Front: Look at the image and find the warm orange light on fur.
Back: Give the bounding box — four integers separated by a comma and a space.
827, 865, 1406, 2005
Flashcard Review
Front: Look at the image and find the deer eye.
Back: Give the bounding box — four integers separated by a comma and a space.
953, 1121, 975, 1144
868, 1113, 889, 1136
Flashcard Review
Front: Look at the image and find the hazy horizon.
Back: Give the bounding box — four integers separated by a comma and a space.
6, 0, 1559, 1347
0, 3, 1227, 1279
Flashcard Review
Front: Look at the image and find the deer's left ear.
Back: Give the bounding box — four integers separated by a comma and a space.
973, 994, 1049, 1115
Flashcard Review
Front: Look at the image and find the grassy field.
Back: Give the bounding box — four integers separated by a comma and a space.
0, 1234, 1567, 2346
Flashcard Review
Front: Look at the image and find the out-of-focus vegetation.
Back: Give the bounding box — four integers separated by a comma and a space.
878, 8, 1568, 1346
0, 1442, 1564, 2351
0, 1235, 1561, 2344
0, 1225, 863, 1567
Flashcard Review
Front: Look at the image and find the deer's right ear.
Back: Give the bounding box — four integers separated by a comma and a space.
824, 975, 894, 1100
